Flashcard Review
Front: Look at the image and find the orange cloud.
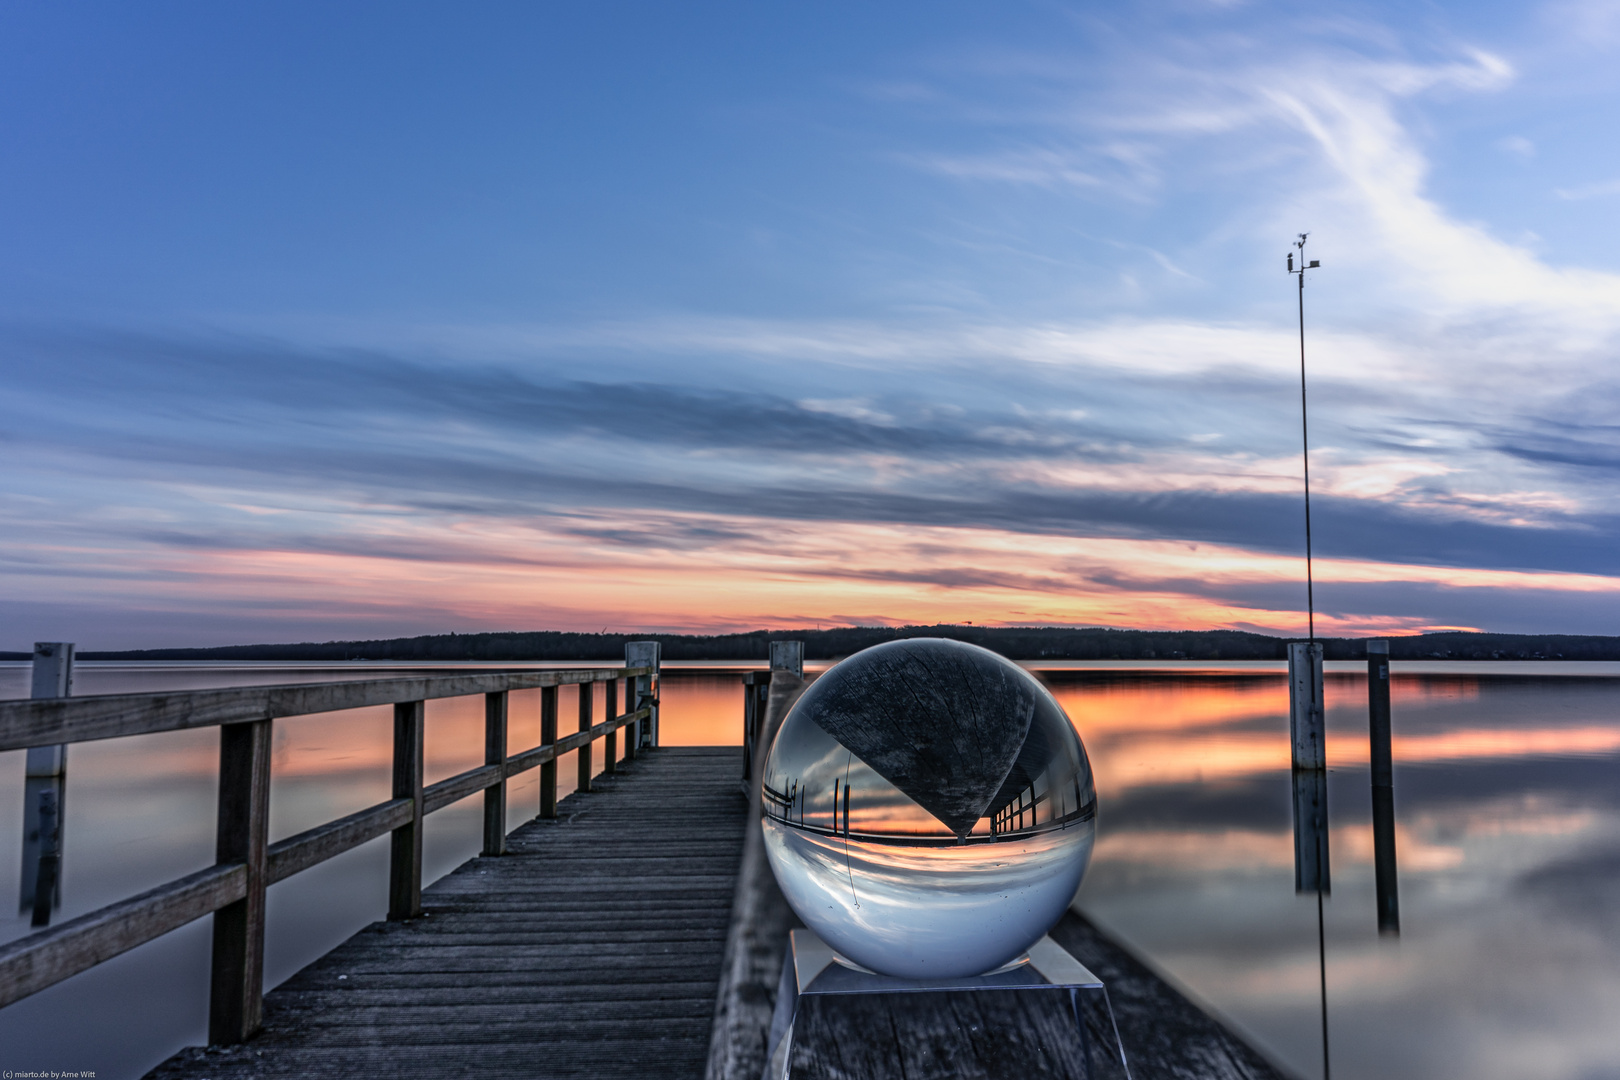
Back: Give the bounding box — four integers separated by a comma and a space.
19, 506, 1620, 640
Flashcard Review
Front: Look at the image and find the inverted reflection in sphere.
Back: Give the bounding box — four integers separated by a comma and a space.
761, 638, 1097, 979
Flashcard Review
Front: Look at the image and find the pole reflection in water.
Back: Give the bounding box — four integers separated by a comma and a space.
760, 638, 1097, 979
1289, 642, 1331, 1080
1032, 665, 1620, 1080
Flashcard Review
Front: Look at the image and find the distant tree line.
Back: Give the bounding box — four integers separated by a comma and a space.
17, 625, 1616, 663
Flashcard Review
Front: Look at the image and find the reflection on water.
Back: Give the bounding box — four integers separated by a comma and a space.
1061, 665, 1620, 1080
3, 661, 1619, 1080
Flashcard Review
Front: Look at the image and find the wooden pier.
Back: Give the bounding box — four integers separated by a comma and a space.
149, 747, 747, 1079
0, 647, 1290, 1080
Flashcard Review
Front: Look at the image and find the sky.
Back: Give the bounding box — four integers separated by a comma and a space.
4, 0, 1620, 649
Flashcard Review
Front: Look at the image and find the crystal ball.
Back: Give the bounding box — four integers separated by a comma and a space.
761, 638, 1097, 979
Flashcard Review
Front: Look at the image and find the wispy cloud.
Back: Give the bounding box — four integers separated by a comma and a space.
4, 305, 1620, 649
1555, 178, 1620, 200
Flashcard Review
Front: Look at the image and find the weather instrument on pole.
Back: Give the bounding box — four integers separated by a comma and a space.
1288, 232, 1321, 641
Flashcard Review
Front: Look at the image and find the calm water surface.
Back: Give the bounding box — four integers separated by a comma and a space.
1, 660, 1618, 1080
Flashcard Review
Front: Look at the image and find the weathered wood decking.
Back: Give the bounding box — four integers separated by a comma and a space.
134, 675, 1289, 1080
148, 747, 748, 1080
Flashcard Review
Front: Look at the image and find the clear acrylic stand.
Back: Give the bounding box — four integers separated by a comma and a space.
764, 928, 1130, 1080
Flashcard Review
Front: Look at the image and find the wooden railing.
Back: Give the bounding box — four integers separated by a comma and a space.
0, 664, 657, 1044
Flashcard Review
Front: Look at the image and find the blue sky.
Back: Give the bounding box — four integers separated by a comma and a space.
4, 1, 1620, 648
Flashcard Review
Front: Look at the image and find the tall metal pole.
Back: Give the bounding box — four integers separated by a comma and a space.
1295, 234, 1315, 643
1289, 234, 1328, 1080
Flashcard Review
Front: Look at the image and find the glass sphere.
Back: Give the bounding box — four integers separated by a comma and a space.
761, 638, 1097, 979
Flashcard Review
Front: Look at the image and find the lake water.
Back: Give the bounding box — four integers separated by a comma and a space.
2, 660, 1618, 1079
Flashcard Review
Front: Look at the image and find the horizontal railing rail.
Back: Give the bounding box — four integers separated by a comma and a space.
0, 667, 649, 751
0, 660, 660, 1045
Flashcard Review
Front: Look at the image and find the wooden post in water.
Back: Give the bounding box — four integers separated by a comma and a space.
604, 677, 618, 775
209, 717, 271, 1044
1288, 641, 1329, 894
1367, 641, 1392, 785
389, 701, 424, 920
21, 643, 73, 924
626, 641, 660, 748
482, 691, 508, 857
1288, 641, 1326, 770
577, 680, 594, 793
1367, 640, 1399, 934
540, 685, 559, 817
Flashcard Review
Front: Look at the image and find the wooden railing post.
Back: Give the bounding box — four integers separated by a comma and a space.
741, 671, 774, 784
389, 701, 425, 919
623, 674, 638, 761
577, 680, 594, 793
23, 642, 74, 925
483, 691, 508, 857
769, 640, 804, 678
741, 674, 753, 781
209, 717, 271, 1044
540, 685, 558, 818
604, 677, 618, 774
626, 641, 660, 748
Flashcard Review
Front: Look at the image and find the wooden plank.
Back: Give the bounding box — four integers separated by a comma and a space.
787, 988, 1090, 1080
704, 673, 810, 1080
278, 942, 735, 967
154, 1042, 714, 1080
272, 968, 723, 989
268, 799, 414, 884
1049, 912, 1288, 1080
232, 999, 722, 1028
209, 719, 272, 1044
552, 728, 596, 756
269, 983, 724, 1008
0, 666, 655, 752
423, 763, 503, 816
0, 863, 245, 1008
505, 742, 556, 776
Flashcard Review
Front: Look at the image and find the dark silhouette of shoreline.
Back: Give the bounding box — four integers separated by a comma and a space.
14, 626, 1620, 663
